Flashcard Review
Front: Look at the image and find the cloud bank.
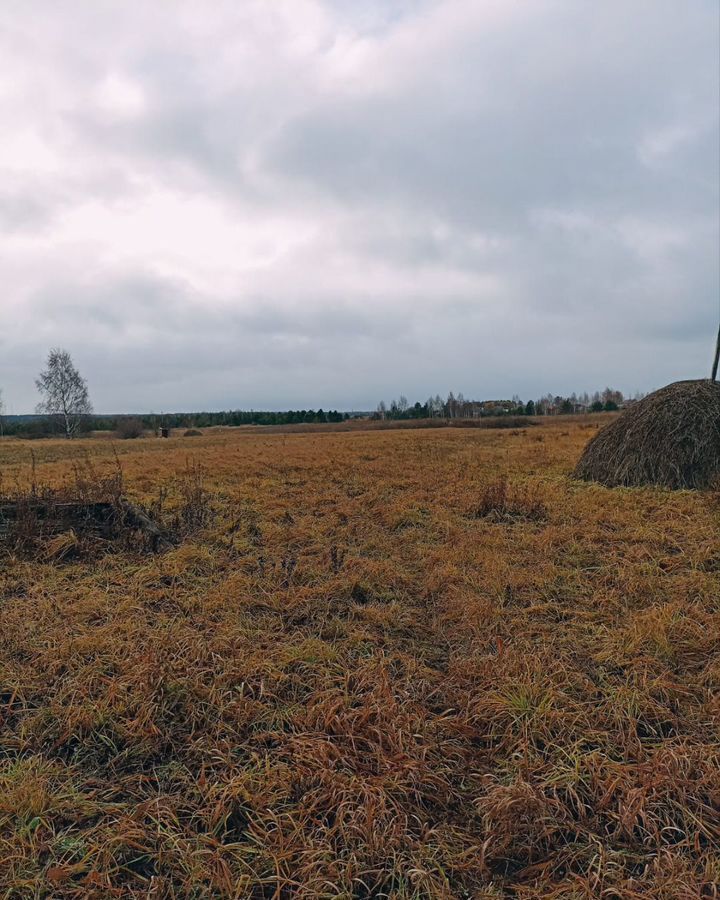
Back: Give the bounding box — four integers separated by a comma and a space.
1, 0, 717, 412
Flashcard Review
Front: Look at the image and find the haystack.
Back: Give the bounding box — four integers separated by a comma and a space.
574, 379, 720, 489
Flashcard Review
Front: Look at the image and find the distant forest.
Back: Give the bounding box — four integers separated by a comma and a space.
373, 387, 633, 420
0, 408, 350, 438
0, 387, 636, 438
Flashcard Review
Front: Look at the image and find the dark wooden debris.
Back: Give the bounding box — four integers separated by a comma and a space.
0, 499, 172, 552
118, 500, 173, 551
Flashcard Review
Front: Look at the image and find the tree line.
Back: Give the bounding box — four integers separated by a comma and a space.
0, 408, 354, 438
0, 348, 636, 440
0, 348, 352, 438
374, 388, 634, 420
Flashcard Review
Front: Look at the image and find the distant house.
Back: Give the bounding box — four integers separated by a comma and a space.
479, 400, 515, 415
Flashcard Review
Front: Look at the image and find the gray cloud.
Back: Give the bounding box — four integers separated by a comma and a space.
0, 0, 717, 414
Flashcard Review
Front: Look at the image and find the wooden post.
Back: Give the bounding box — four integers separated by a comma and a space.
712, 321, 720, 382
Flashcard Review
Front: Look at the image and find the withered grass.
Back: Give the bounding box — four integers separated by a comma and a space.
1, 420, 719, 897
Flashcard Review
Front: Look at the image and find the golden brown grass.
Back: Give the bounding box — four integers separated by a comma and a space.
1, 421, 719, 897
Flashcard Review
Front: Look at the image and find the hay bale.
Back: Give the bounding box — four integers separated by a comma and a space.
574, 379, 720, 490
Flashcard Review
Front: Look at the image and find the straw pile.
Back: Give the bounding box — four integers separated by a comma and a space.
574, 379, 720, 489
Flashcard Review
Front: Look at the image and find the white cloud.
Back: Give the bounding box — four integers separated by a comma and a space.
94, 73, 147, 119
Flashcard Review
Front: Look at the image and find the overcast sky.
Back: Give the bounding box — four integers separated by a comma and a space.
1, 0, 718, 413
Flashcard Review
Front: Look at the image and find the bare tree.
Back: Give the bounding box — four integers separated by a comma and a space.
0, 387, 4, 436
36, 348, 93, 438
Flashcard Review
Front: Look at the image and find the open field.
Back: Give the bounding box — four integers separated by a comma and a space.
1, 421, 719, 898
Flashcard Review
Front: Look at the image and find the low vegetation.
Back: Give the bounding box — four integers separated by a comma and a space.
115, 418, 145, 441
1, 422, 718, 897
472, 474, 548, 523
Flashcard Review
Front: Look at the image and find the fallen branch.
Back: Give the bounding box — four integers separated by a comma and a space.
118, 500, 174, 552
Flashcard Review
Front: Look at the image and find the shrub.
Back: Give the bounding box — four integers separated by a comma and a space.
115, 418, 144, 440
184, 429, 202, 437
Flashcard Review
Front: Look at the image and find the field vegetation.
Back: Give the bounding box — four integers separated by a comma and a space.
1, 421, 719, 897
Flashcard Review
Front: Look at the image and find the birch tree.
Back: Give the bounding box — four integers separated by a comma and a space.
36, 349, 93, 438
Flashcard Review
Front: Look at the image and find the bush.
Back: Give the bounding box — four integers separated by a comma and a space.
14, 422, 55, 439
184, 429, 202, 437
115, 418, 144, 440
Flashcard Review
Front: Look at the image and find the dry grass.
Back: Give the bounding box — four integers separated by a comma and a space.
0, 455, 211, 557
575, 379, 720, 489
472, 474, 548, 523
1, 421, 719, 897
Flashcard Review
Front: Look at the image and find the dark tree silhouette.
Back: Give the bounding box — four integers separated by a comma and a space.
36, 348, 93, 438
